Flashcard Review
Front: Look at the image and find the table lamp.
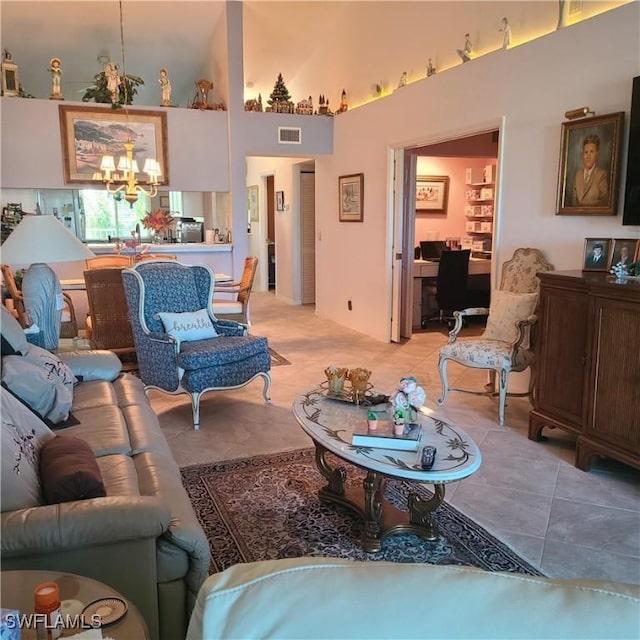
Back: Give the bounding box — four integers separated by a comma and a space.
1, 214, 94, 349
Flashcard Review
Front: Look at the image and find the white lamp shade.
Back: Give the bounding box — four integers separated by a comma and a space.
100, 155, 116, 172
1, 214, 95, 265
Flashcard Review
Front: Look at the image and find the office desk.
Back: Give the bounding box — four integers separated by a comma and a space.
412, 259, 491, 329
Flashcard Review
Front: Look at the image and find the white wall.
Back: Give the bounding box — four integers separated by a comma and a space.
415, 157, 495, 243
315, 4, 640, 342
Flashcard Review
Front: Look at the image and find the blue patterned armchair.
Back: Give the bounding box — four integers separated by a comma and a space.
122, 261, 271, 429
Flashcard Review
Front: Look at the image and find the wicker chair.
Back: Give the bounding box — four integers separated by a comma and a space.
1, 263, 78, 339
83, 267, 137, 370
212, 257, 258, 325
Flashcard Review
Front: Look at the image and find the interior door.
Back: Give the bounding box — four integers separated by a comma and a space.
300, 171, 316, 304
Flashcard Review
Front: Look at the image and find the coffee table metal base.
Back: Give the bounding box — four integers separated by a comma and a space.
315, 444, 445, 553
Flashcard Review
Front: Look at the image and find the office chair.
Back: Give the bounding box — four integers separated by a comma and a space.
422, 250, 471, 329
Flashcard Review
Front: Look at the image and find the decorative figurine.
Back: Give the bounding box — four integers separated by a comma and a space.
499, 17, 511, 49
397, 71, 407, 88
244, 94, 263, 112
159, 68, 172, 106
366, 410, 379, 431
426, 58, 436, 77
104, 61, 120, 104
390, 376, 426, 424
295, 96, 314, 115
48, 57, 63, 100
336, 89, 348, 114
193, 79, 213, 110
456, 33, 473, 62
1, 49, 19, 97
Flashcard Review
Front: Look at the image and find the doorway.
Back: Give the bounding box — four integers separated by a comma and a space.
395, 129, 501, 341
266, 175, 275, 291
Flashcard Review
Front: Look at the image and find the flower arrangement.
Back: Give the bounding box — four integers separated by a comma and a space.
141, 209, 174, 232
115, 231, 150, 261
390, 376, 426, 424
610, 260, 639, 280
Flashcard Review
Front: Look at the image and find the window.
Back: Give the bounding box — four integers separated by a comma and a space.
80, 189, 150, 241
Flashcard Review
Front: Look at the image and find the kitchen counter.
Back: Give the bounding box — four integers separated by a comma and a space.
87, 242, 232, 254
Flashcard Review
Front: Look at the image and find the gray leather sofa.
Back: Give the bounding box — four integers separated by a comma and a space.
1, 341, 210, 640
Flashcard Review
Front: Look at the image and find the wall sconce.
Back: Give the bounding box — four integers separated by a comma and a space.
564, 107, 595, 120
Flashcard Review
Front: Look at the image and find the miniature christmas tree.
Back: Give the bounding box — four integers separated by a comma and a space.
268, 73, 291, 106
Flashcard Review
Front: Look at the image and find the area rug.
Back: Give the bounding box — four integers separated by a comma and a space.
268, 347, 291, 366
181, 448, 543, 576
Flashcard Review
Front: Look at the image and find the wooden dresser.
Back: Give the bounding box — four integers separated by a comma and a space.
529, 270, 640, 471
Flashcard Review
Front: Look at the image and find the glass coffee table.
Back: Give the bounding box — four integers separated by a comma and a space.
292, 386, 482, 552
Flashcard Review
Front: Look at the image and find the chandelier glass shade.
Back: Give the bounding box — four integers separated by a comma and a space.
95, 0, 160, 206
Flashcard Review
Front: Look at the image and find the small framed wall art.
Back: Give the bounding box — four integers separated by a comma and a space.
338, 173, 364, 222
248, 185, 259, 221
276, 190, 285, 212
416, 175, 450, 214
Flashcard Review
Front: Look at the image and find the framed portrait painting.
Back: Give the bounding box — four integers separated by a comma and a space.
582, 238, 611, 272
610, 238, 639, 268
556, 111, 624, 216
58, 105, 169, 185
416, 175, 450, 214
338, 173, 364, 222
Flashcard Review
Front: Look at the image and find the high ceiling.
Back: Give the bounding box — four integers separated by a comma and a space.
1, 1, 225, 108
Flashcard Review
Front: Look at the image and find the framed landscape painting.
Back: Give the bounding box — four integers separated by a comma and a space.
59, 105, 169, 185
416, 175, 449, 214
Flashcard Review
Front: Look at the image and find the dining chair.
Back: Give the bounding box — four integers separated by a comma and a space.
437, 248, 554, 425
136, 253, 178, 262
85, 255, 132, 269
212, 257, 258, 326
1, 263, 78, 339
83, 267, 137, 370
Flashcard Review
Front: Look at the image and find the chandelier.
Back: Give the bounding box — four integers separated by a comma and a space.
96, 0, 160, 206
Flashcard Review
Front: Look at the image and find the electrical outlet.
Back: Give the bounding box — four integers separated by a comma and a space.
347, 300, 352, 311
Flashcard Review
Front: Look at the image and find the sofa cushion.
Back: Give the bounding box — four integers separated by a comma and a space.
482, 290, 538, 346
178, 335, 269, 370
58, 350, 122, 382
186, 557, 640, 640
1, 386, 55, 512
0, 304, 28, 354
158, 309, 218, 345
60, 406, 132, 457
39, 435, 106, 504
2, 355, 73, 424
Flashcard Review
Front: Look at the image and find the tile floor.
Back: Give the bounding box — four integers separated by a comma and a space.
150, 292, 640, 584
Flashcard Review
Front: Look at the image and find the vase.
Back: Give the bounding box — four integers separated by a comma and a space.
152, 230, 164, 244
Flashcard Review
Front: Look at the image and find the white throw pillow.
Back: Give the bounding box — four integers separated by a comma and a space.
482, 290, 538, 346
158, 309, 218, 345
22, 343, 77, 394
2, 356, 73, 424
1, 386, 55, 512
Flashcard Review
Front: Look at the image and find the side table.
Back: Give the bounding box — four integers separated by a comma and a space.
1, 570, 150, 639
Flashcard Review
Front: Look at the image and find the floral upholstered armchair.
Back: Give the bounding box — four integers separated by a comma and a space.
121, 261, 271, 429
437, 248, 553, 426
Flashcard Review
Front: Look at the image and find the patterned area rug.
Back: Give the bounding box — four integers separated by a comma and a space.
268, 347, 291, 366
181, 448, 543, 575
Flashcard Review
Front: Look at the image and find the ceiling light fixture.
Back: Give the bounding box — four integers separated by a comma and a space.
95, 0, 161, 206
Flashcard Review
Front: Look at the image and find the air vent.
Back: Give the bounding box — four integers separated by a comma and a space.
278, 127, 302, 144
